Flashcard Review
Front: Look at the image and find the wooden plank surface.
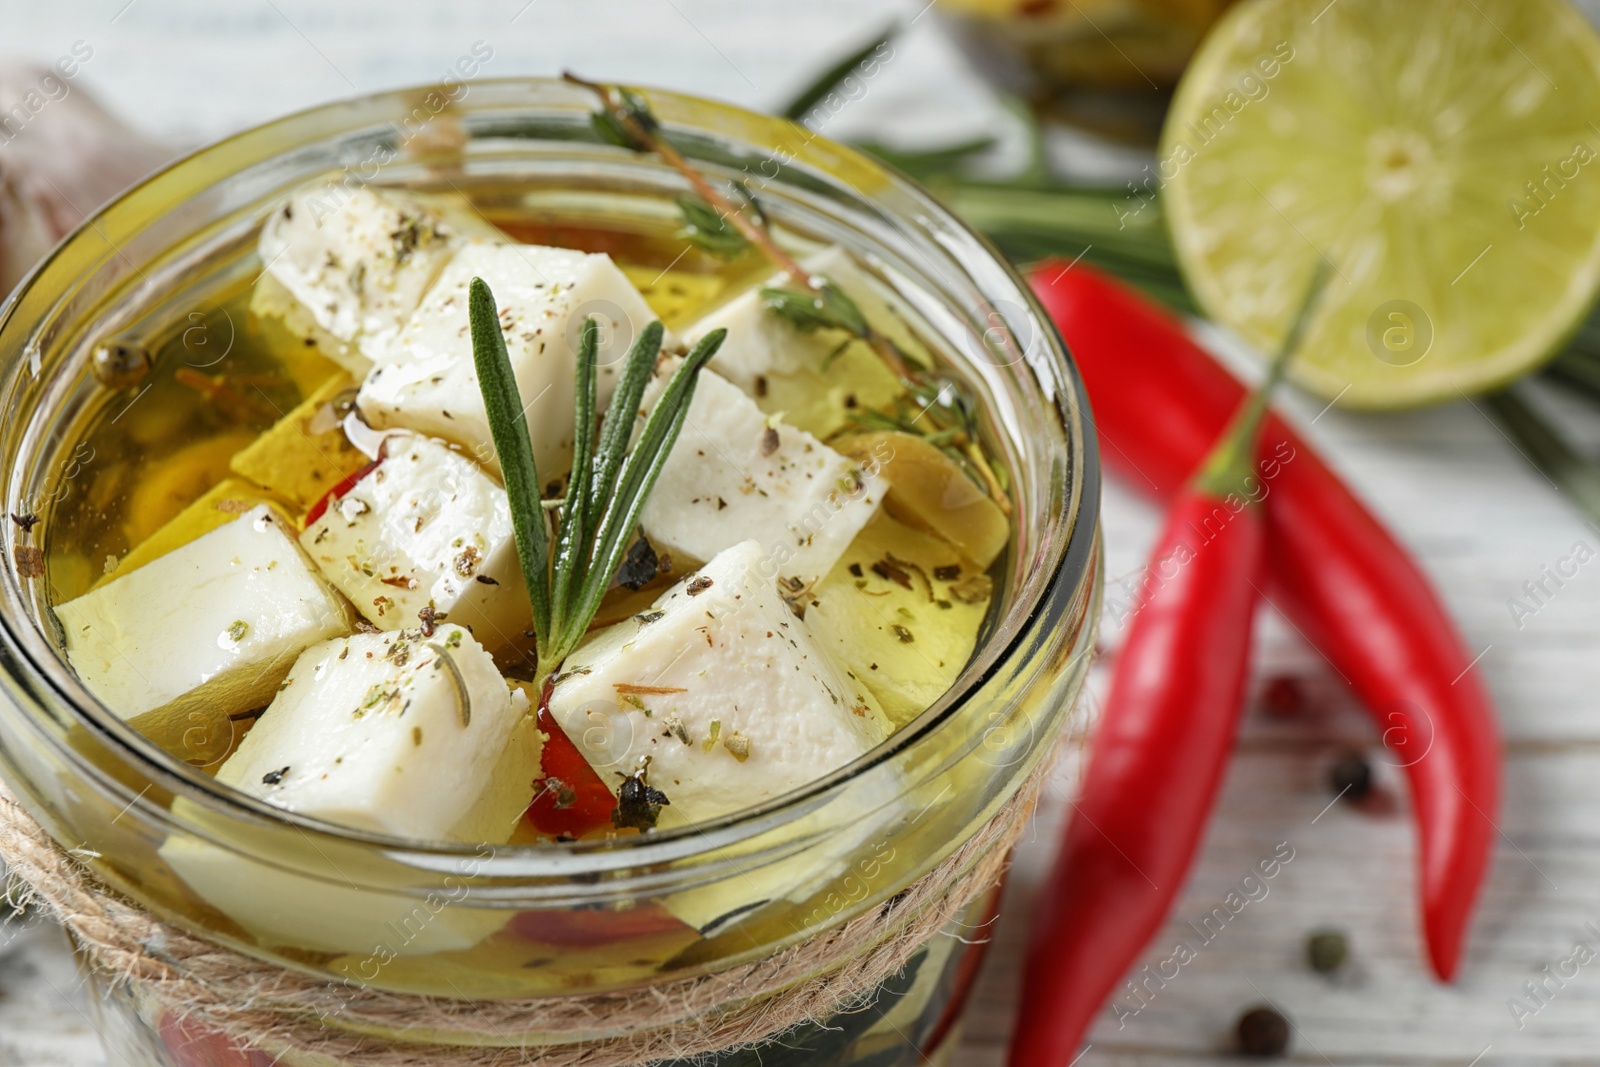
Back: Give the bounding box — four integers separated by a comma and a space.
2, 2, 1599, 1064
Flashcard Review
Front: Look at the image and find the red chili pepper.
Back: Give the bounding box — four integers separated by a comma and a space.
508, 900, 687, 947
158, 1012, 276, 1067
1028, 261, 1499, 982
525, 679, 617, 837
921, 878, 1007, 1056
1010, 282, 1314, 1065
301, 457, 380, 528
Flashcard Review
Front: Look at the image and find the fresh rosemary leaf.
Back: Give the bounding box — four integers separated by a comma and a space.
587, 320, 667, 531
1547, 343, 1600, 407
1485, 386, 1600, 527
1000, 94, 1049, 188
677, 197, 748, 259
470, 279, 723, 677
565, 328, 728, 651
850, 136, 996, 181
779, 24, 897, 123
548, 317, 600, 639
760, 279, 870, 339
468, 277, 552, 645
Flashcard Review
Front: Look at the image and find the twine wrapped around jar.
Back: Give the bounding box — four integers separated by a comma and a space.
0, 751, 1056, 1067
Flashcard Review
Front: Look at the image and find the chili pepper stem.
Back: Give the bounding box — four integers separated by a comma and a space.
1192, 262, 1331, 501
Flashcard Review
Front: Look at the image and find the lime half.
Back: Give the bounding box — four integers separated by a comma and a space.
1161, 0, 1600, 408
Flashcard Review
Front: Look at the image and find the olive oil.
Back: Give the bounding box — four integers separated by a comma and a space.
40, 190, 1014, 1008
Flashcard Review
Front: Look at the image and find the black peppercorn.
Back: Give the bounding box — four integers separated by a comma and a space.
90, 341, 152, 390
1260, 674, 1306, 717
1328, 750, 1373, 800
1236, 1006, 1290, 1056
613, 759, 670, 831
1307, 929, 1349, 974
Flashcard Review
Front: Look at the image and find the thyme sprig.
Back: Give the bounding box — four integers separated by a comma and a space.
469, 277, 726, 678
565, 72, 810, 283
846, 383, 1009, 500
565, 71, 1011, 512
565, 70, 915, 380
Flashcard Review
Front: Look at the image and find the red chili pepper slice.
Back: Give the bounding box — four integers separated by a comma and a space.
301, 457, 379, 528
525, 679, 617, 838
507, 900, 687, 947
920, 878, 1006, 1056
1028, 261, 1499, 982
158, 1012, 276, 1067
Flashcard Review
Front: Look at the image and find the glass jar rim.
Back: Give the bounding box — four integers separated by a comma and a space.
0, 76, 1100, 872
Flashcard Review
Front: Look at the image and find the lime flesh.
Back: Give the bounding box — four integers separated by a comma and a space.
1161, 0, 1600, 408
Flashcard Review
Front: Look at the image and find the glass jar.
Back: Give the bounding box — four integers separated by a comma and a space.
0, 79, 1101, 1065
935, 0, 1239, 143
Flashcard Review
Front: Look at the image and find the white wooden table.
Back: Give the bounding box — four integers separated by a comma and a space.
2, 2, 1599, 1064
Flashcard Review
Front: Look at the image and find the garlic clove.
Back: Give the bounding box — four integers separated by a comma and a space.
0, 62, 173, 295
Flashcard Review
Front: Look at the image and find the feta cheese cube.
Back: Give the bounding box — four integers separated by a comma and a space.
356, 241, 661, 479
158, 820, 511, 956
638, 364, 885, 586
228, 371, 370, 511
256, 187, 497, 374
105, 477, 283, 583
214, 625, 531, 839
547, 540, 892, 825
159, 625, 539, 956
300, 433, 531, 652
55, 505, 351, 763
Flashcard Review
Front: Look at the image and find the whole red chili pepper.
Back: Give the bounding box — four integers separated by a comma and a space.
1028, 261, 1499, 982
1010, 280, 1317, 1065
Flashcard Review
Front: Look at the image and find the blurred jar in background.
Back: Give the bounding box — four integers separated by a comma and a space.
935, 0, 1237, 142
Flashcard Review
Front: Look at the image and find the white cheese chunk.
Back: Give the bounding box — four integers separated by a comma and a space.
638, 363, 885, 586
55, 505, 351, 761
547, 540, 892, 825
300, 433, 531, 652
159, 822, 510, 956
678, 245, 930, 396
213, 625, 530, 839
255, 187, 497, 374
356, 241, 661, 479
159, 625, 538, 957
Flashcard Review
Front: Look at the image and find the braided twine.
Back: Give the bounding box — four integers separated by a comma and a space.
0, 758, 1051, 1066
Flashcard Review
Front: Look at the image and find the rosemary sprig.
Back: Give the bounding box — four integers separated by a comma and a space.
850, 136, 996, 181
469, 277, 726, 678
1547, 340, 1600, 407
779, 25, 898, 123
1485, 385, 1600, 528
